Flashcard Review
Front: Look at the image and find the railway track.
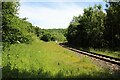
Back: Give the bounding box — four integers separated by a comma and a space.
59, 43, 120, 66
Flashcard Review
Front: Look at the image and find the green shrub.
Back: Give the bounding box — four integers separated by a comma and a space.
40, 33, 52, 42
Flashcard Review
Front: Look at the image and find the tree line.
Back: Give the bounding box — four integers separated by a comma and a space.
2, 2, 66, 50
66, 2, 120, 50
35, 28, 66, 42
2, 2, 36, 49
2, 1, 120, 50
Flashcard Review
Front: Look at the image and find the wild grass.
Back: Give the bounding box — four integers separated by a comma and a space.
89, 48, 120, 58
2, 40, 119, 78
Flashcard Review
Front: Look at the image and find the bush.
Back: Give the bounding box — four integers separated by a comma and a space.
51, 37, 56, 41
40, 33, 52, 42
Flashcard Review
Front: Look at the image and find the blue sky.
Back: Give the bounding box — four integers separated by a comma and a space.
19, 1, 106, 29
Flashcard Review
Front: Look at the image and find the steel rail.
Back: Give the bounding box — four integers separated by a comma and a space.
59, 44, 120, 66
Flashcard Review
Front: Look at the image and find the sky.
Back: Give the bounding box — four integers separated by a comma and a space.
19, 1, 106, 29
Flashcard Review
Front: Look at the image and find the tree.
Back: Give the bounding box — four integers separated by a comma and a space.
105, 2, 120, 49
40, 29, 66, 42
2, 2, 36, 49
2, 2, 21, 44
41, 33, 52, 42
34, 26, 43, 37
66, 4, 106, 48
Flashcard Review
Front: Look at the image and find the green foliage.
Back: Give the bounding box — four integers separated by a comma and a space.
2, 2, 66, 45
47, 29, 66, 41
2, 2, 37, 49
66, 4, 105, 48
66, 2, 120, 50
34, 26, 43, 37
2, 2, 20, 44
89, 48, 120, 58
104, 2, 120, 49
39, 29, 66, 42
41, 33, 52, 42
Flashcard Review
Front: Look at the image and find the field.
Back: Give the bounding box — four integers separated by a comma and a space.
2, 40, 114, 78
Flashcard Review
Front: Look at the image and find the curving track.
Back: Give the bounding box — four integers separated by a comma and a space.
59, 43, 120, 66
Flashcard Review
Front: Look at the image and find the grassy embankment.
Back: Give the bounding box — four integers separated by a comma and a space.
89, 48, 120, 58
2, 40, 117, 78
79, 47, 120, 58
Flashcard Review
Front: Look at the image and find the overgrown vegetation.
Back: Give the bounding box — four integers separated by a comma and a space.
2, 2, 66, 48
39, 29, 66, 42
66, 2, 120, 50
31, 26, 66, 42
2, 2, 37, 49
46, 29, 66, 42
41, 33, 52, 42
89, 48, 120, 58
3, 40, 118, 78
66, 4, 105, 48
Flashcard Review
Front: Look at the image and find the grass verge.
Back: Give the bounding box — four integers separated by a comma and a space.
2, 40, 119, 78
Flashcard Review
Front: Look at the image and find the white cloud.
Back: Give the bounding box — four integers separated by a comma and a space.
19, 3, 84, 29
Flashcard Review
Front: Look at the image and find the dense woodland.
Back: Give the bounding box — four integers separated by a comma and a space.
66, 2, 120, 50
